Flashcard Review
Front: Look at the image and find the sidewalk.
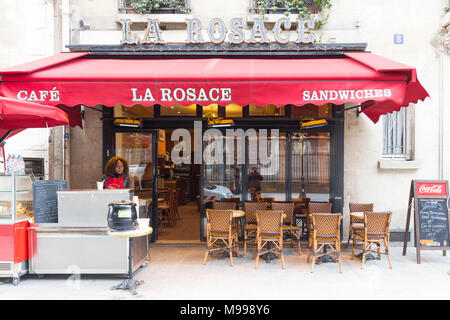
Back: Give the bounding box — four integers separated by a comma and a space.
0, 245, 449, 300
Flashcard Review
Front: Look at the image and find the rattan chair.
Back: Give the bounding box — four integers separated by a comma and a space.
272, 202, 301, 255
243, 202, 268, 255
254, 210, 285, 269
203, 209, 239, 266
306, 202, 332, 247
345, 203, 374, 248
307, 213, 342, 273
352, 211, 392, 269
213, 201, 237, 210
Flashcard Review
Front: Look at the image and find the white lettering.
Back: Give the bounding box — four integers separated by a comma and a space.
329, 90, 338, 100
161, 88, 173, 101
173, 88, 186, 101
197, 88, 208, 101
220, 88, 232, 101
338, 90, 350, 100
186, 88, 196, 101
49, 87, 60, 101
28, 91, 38, 101
355, 90, 364, 99
384, 89, 392, 97
17, 91, 27, 100
143, 88, 155, 101
303, 90, 310, 101
209, 88, 220, 101
131, 88, 142, 102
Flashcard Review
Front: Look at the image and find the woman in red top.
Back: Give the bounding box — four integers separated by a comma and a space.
100, 156, 134, 189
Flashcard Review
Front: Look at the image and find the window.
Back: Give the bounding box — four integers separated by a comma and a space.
382, 106, 412, 159
118, 0, 190, 14
249, 0, 321, 15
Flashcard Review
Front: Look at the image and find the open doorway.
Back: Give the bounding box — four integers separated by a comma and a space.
115, 130, 202, 242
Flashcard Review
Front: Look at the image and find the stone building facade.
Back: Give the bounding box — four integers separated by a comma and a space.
0, 0, 449, 239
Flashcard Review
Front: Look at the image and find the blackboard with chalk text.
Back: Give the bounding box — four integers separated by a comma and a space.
33, 180, 67, 223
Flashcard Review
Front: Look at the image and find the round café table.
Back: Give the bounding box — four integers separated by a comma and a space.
108, 221, 153, 295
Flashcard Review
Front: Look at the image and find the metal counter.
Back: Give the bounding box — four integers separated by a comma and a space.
28, 189, 149, 275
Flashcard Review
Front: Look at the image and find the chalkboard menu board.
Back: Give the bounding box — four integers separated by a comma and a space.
403, 180, 450, 264
33, 180, 67, 223
417, 198, 449, 247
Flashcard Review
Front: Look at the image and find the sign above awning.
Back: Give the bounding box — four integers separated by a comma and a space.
0, 52, 429, 123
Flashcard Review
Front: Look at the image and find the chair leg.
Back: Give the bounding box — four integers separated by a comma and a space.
345, 225, 352, 249
244, 230, 247, 255
280, 238, 285, 269
235, 235, 240, 257
311, 241, 317, 273
297, 231, 302, 255
337, 241, 342, 273
384, 238, 392, 269
377, 242, 381, 260
255, 238, 260, 269
351, 233, 357, 260
203, 250, 209, 265
361, 241, 367, 269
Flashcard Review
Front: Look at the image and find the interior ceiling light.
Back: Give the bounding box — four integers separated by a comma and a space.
113, 118, 142, 128
300, 118, 328, 129
208, 118, 234, 128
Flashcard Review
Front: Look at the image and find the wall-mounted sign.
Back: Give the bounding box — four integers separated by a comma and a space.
119, 17, 316, 45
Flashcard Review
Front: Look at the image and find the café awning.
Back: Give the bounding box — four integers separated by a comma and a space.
0, 52, 429, 123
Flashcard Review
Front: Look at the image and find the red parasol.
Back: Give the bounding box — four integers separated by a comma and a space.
0, 96, 69, 171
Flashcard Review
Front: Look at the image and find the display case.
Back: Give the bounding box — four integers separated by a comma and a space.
0, 174, 33, 285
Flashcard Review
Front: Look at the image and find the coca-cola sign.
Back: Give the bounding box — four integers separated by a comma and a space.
416, 183, 447, 196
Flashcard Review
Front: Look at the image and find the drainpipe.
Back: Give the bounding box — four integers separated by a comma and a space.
61, 0, 71, 183
439, 53, 444, 180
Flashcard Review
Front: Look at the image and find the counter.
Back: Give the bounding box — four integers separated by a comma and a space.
28, 189, 149, 275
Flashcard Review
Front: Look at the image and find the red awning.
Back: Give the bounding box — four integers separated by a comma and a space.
0, 52, 429, 123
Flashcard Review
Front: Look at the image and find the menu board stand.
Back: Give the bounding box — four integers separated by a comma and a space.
403, 180, 450, 264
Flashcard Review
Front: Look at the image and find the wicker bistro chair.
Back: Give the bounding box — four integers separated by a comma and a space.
203, 209, 239, 266
352, 211, 392, 269
254, 210, 285, 269
243, 202, 269, 255
272, 202, 301, 255
306, 202, 332, 247
345, 203, 374, 249
307, 213, 343, 273
214, 200, 241, 237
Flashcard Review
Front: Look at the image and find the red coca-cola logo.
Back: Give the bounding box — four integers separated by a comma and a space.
416, 183, 447, 196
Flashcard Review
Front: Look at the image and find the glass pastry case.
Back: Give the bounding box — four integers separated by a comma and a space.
0, 174, 33, 285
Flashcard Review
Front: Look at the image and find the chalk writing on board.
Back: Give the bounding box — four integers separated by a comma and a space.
33, 180, 67, 223
417, 198, 449, 247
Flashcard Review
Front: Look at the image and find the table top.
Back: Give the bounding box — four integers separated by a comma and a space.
350, 212, 364, 219
233, 210, 245, 218
107, 219, 153, 238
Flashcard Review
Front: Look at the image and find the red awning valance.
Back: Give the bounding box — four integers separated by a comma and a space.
0, 52, 429, 123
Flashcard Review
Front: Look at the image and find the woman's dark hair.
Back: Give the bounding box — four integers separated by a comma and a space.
104, 156, 129, 177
